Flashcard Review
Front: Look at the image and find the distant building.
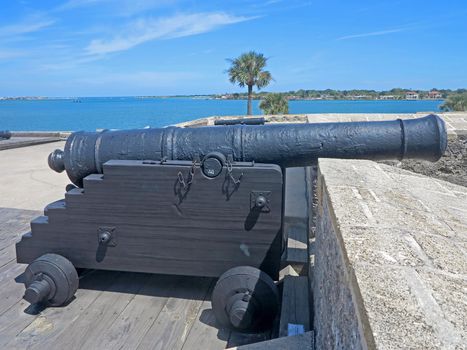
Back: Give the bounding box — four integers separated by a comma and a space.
379, 95, 396, 100
428, 90, 442, 99
349, 95, 370, 100
405, 91, 419, 100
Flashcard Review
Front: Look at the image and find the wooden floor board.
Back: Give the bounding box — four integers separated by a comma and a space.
181, 283, 230, 350
45, 272, 147, 350
87, 273, 184, 350
136, 276, 213, 350
0, 208, 39, 268
0, 297, 43, 349
0, 245, 17, 269
6, 270, 119, 350
0, 262, 27, 315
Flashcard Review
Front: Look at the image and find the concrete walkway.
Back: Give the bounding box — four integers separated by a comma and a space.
0, 142, 68, 210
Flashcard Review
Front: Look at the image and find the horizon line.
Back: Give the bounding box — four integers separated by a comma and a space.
1, 88, 465, 99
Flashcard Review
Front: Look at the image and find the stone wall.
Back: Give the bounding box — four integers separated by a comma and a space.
313, 181, 368, 349
382, 135, 467, 187
313, 159, 466, 350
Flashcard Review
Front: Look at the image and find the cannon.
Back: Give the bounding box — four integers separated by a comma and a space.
16, 114, 447, 332
214, 117, 266, 125
0, 130, 11, 140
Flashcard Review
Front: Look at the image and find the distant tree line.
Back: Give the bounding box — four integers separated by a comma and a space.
214, 88, 467, 101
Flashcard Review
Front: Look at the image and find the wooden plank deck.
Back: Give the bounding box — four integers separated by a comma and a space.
0, 207, 268, 349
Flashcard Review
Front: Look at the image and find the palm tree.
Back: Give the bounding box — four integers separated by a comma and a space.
441, 93, 467, 111
259, 93, 288, 115
227, 51, 273, 115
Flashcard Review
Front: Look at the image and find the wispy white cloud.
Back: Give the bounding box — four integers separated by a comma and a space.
56, 0, 106, 11
188, 48, 214, 57
0, 17, 55, 38
117, 0, 178, 17
57, 0, 176, 16
249, 0, 310, 11
86, 12, 254, 55
38, 54, 107, 71
263, 0, 284, 5
75, 70, 200, 85
0, 49, 27, 60
337, 27, 407, 40
0, 15, 56, 61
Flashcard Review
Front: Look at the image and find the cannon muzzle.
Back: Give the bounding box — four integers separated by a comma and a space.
49, 114, 447, 187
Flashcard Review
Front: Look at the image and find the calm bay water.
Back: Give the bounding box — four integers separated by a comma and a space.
0, 97, 443, 131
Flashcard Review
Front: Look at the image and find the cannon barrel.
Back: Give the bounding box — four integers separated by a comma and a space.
214, 117, 266, 126
0, 130, 11, 140
49, 114, 447, 187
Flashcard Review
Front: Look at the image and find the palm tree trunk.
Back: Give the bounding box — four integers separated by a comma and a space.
247, 85, 253, 115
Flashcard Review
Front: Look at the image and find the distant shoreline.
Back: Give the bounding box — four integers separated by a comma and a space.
0, 96, 446, 102
2, 88, 463, 101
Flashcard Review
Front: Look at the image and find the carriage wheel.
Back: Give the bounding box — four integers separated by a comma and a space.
212, 266, 279, 332
23, 253, 79, 306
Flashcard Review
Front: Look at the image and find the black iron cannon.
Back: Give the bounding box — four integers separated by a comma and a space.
0, 130, 11, 140
214, 117, 266, 125
17, 114, 447, 332
48, 114, 446, 187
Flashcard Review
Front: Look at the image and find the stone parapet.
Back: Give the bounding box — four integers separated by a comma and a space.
10, 131, 71, 138
0, 136, 62, 151
313, 158, 466, 349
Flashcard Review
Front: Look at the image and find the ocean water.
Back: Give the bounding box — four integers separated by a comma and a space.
0, 97, 443, 131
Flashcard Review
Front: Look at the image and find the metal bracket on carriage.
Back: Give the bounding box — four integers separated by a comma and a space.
97, 226, 117, 247
250, 191, 271, 213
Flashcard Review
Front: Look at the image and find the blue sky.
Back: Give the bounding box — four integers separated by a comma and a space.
0, 0, 466, 96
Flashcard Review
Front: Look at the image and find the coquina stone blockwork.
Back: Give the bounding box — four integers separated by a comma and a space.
314, 185, 368, 349
313, 159, 466, 350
